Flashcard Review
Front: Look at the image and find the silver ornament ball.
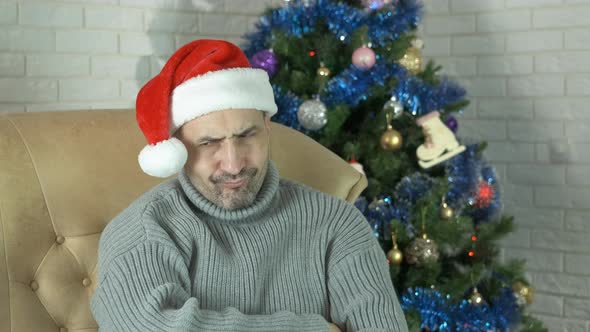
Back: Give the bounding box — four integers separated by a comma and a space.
297, 99, 328, 131
383, 98, 404, 119
404, 235, 440, 265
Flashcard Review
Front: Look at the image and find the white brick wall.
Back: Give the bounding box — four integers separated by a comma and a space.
0, 0, 279, 112
422, 1, 590, 330
19, 2, 84, 28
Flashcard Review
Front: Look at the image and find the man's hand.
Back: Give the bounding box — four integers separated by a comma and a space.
328, 323, 342, 332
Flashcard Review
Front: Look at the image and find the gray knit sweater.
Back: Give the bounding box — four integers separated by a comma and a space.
91, 161, 408, 332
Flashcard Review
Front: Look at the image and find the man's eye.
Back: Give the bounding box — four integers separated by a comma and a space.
200, 140, 218, 146
239, 131, 256, 138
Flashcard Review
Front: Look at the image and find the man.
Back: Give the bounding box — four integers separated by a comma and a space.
91, 39, 408, 332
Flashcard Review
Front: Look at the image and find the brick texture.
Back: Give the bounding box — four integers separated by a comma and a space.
422, 0, 590, 329
0, 0, 278, 110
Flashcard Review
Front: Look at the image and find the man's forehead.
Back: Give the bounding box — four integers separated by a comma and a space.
182, 109, 264, 137
196, 123, 258, 139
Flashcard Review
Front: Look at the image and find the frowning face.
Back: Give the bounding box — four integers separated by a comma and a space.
175, 108, 271, 210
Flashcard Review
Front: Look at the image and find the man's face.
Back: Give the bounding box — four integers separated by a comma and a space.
176, 109, 272, 210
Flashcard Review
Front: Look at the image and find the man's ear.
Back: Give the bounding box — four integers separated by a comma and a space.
264, 114, 272, 157
264, 113, 272, 134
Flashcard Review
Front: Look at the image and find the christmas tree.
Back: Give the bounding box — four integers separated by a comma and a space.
242, 0, 546, 331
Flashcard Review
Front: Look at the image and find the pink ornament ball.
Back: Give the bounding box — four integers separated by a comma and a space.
352, 47, 376, 70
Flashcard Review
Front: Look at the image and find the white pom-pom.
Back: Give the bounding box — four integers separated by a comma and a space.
138, 137, 188, 178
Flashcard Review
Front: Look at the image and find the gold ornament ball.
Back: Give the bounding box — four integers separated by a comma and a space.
380, 128, 403, 151
399, 47, 422, 74
513, 281, 534, 305
317, 66, 331, 77
469, 289, 485, 306
440, 203, 454, 220
387, 248, 403, 265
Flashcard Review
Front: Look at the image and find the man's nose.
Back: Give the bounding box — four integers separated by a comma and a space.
219, 140, 244, 175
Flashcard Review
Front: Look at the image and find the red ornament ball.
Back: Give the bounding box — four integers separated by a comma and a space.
474, 181, 495, 208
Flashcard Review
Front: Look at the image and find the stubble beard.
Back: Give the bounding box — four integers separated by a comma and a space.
203, 162, 268, 210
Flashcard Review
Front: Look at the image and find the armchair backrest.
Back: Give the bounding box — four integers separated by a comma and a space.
0, 109, 366, 331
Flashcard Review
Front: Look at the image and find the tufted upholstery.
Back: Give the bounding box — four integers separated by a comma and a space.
0, 109, 367, 332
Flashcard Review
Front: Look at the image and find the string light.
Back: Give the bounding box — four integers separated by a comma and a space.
468, 232, 477, 257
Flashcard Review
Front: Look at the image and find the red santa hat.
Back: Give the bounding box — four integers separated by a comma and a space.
136, 39, 278, 178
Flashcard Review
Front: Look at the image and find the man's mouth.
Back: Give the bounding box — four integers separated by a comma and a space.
222, 178, 247, 189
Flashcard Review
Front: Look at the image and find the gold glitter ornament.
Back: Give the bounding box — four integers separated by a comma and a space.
399, 39, 423, 74
404, 233, 439, 265
440, 199, 454, 220
469, 287, 485, 306
513, 281, 534, 305
317, 64, 331, 77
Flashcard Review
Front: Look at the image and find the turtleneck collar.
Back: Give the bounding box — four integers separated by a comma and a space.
178, 160, 280, 224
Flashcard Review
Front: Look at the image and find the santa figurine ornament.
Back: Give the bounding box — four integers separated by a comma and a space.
135, 39, 277, 177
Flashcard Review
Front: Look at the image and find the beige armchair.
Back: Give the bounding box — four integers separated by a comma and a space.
0, 109, 367, 331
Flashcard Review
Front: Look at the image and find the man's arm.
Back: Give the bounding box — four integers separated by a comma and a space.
325, 207, 409, 332
327, 244, 408, 332
91, 241, 331, 332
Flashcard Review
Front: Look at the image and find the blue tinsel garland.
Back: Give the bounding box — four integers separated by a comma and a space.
243, 0, 464, 120
446, 144, 503, 222
401, 287, 521, 331
272, 85, 306, 132
242, 0, 514, 329
366, 0, 422, 47
243, 0, 423, 56
357, 145, 501, 232
394, 77, 467, 116
322, 61, 405, 108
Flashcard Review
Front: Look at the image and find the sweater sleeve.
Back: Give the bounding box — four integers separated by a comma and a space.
325, 208, 409, 332
90, 241, 331, 332
327, 244, 409, 332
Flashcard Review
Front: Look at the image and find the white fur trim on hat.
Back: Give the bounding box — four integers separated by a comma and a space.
170, 67, 277, 134
138, 137, 188, 178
